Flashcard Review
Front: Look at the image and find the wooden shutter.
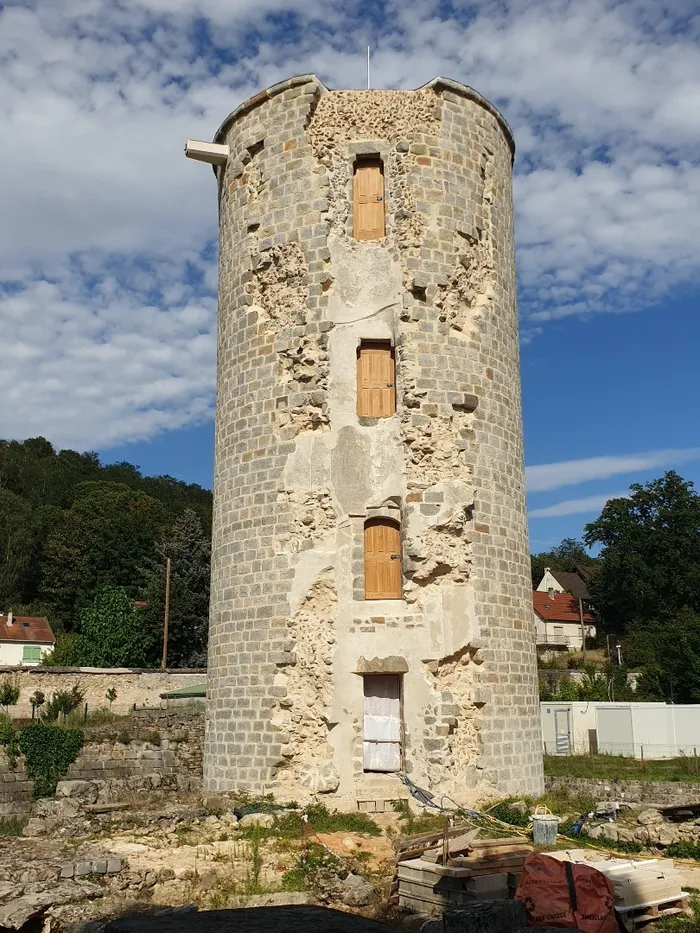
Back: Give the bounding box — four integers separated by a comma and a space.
357, 343, 395, 418
364, 518, 402, 600
363, 674, 402, 772
353, 159, 385, 241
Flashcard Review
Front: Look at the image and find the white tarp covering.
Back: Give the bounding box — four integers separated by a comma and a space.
363, 674, 401, 772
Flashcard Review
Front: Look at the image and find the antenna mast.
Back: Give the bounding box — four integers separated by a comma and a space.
367, 45, 371, 90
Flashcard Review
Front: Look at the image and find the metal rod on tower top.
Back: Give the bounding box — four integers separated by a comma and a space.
367, 46, 371, 90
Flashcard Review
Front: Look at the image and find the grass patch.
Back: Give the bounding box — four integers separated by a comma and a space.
281, 842, 347, 893
236, 803, 381, 840
545, 753, 700, 783
0, 817, 24, 837
655, 892, 700, 933
392, 800, 446, 836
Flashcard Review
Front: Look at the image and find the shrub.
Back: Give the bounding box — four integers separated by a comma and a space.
142, 731, 161, 747
30, 691, 46, 717
117, 730, 131, 745
0, 677, 20, 712
667, 841, 700, 860
19, 723, 84, 798
0, 715, 20, 768
41, 685, 84, 722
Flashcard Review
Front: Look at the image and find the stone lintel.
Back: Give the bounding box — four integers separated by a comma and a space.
355, 656, 408, 675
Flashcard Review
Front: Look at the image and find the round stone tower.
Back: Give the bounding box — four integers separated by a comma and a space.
201, 74, 543, 805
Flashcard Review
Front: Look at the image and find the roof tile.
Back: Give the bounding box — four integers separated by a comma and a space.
0, 615, 56, 644
533, 591, 596, 624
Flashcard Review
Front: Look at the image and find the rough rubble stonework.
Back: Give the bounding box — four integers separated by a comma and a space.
205, 74, 543, 803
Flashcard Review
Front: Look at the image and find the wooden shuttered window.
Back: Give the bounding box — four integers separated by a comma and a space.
363, 674, 402, 772
364, 518, 402, 600
353, 158, 385, 241
357, 342, 395, 418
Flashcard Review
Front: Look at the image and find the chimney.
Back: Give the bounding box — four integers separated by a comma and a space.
7, 611, 13, 626
547, 587, 555, 600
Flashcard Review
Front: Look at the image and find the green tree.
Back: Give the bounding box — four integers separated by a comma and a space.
0, 489, 37, 605
0, 677, 20, 712
625, 608, 700, 704
40, 482, 168, 624
530, 537, 594, 589
584, 472, 700, 633
0, 436, 212, 622
141, 510, 211, 668
67, 586, 155, 668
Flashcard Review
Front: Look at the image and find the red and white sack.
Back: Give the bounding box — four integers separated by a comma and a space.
516, 853, 619, 933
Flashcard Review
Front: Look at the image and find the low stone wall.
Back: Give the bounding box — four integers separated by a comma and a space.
0, 667, 206, 718
545, 775, 700, 806
0, 711, 204, 816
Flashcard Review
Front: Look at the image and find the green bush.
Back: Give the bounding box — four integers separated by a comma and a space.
488, 799, 530, 827
667, 841, 700, 860
142, 731, 161, 747
117, 730, 131, 745
0, 715, 20, 769
19, 723, 83, 798
41, 685, 84, 722
0, 677, 20, 711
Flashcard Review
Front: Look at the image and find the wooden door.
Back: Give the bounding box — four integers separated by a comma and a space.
364, 518, 402, 600
357, 343, 395, 418
353, 159, 385, 241
363, 674, 402, 772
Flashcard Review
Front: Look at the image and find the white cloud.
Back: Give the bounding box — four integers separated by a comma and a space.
1, 0, 699, 448
527, 448, 700, 493
529, 491, 627, 518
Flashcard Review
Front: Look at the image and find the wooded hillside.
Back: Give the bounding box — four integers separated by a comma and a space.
0, 437, 212, 666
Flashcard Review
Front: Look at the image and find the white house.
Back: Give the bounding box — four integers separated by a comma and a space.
0, 612, 55, 666
533, 590, 596, 652
536, 567, 591, 601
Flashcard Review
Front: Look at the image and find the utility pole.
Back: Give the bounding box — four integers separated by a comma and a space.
367, 46, 371, 90
161, 557, 171, 671
579, 597, 587, 663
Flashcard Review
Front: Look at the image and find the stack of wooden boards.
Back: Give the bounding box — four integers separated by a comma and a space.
550, 850, 689, 931
392, 824, 533, 914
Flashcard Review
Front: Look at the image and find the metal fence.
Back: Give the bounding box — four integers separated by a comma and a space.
544, 740, 700, 763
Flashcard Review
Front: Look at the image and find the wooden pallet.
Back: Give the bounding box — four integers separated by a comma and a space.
617, 895, 689, 931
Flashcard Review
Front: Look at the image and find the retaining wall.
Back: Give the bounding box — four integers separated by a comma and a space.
545, 775, 700, 806
0, 711, 204, 816
0, 667, 206, 719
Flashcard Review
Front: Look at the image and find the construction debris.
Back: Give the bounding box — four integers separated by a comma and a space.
391, 825, 532, 914
549, 850, 689, 931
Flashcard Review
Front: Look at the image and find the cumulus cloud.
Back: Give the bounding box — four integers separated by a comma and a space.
1, 0, 699, 448
527, 448, 700, 493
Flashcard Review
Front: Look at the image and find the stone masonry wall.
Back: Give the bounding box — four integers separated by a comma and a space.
0, 668, 206, 719
0, 712, 204, 816
545, 775, 700, 807
205, 74, 543, 803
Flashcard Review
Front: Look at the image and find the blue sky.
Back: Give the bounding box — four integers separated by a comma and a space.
2, 0, 699, 555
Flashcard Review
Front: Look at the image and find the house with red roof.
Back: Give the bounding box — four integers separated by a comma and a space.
0, 612, 55, 666
533, 590, 596, 652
